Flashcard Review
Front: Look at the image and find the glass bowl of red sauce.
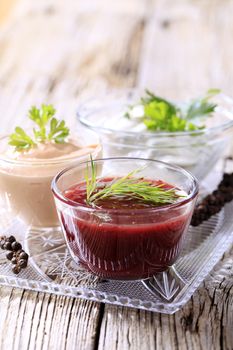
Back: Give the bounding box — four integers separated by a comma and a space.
52, 158, 198, 280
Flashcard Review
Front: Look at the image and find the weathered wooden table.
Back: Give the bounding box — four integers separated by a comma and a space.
0, 1, 232, 349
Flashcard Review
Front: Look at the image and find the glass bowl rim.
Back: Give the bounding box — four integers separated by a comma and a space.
77, 89, 233, 138
0, 131, 102, 166
52, 157, 199, 214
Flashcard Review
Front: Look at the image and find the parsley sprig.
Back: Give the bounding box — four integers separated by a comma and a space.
9, 104, 70, 151
125, 89, 220, 132
85, 157, 181, 206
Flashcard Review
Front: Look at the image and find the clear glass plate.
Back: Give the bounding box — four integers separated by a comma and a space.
0, 196, 232, 314
0, 164, 232, 314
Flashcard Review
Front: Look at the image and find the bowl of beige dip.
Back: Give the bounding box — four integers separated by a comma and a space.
0, 128, 102, 229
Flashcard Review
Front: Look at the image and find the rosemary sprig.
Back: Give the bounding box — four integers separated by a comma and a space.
85, 159, 182, 206
85, 155, 97, 203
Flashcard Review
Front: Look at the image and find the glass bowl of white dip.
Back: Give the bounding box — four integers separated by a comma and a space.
0, 127, 102, 230
78, 89, 233, 180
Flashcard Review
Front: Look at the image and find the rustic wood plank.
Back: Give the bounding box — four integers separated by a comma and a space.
0, 287, 103, 350
0, 0, 18, 24
138, 0, 233, 99
98, 247, 233, 350
0, 0, 148, 132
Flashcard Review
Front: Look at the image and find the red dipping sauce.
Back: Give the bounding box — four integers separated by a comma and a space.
59, 177, 194, 280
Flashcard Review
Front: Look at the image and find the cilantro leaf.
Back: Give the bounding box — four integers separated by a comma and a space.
125, 89, 220, 132
144, 101, 172, 131
9, 104, 70, 151
48, 118, 70, 143
29, 104, 56, 142
9, 127, 36, 151
142, 89, 178, 116
143, 101, 201, 132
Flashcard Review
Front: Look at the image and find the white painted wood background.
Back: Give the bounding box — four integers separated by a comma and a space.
0, 0, 232, 349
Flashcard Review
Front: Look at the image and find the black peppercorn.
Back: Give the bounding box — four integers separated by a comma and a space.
6, 251, 14, 260
11, 257, 17, 265
18, 259, 27, 268
19, 252, 29, 260
191, 171, 233, 226
0, 241, 5, 249
0, 235, 29, 274
11, 242, 22, 251
12, 266, 21, 274
6, 236, 16, 243
4, 242, 12, 251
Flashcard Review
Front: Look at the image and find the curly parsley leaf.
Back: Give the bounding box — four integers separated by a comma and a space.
9, 104, 70, 151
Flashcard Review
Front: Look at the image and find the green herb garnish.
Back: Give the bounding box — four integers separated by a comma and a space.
185, 89, 220, 120
9, 104, 70, 151
85, 158, 181, 206
125, 89, 220, 132
85, 155, 98, 203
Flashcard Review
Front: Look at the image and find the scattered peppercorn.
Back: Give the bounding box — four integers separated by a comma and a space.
0, 235, 29, 274
11, 257, 17, 265
11, 241, 22, 251
19, 259, 27, 268
191, 172, 233, 226
7, 236, 16, 243
4, 242, 12, 251
6, 251, 14, 261
12, 266, 21, 275
19, 251, 29, 260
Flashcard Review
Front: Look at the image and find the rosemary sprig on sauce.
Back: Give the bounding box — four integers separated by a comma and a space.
85, 158, 182, 206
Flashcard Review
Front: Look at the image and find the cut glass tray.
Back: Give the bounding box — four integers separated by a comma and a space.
0, 198, 232, 314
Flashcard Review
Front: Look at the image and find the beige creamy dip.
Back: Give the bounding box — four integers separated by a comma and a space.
0, 138, 102, 228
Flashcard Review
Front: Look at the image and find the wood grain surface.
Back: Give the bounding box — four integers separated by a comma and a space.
0, 0, 18, 24
0, 1, 232, 349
